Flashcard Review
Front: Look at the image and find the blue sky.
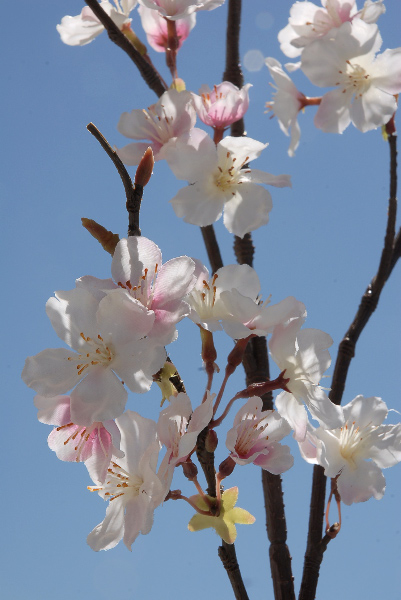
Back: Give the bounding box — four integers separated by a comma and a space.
2, 1, 400, 599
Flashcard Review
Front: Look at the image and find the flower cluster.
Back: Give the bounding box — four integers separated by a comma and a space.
266, 0, 401, 153
22, 0, 401, 562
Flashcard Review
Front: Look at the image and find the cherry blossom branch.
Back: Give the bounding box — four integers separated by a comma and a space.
299, 131, 398, 600
223, 2, 295, 598
84, 0, 167, 97
86, 123, 153, 236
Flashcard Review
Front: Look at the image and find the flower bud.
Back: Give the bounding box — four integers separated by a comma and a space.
81, 218, 120, 255
205, 429, 218, 453
218, 456, 236, 479
135, 147, 154, 187
182, 461, 198, 481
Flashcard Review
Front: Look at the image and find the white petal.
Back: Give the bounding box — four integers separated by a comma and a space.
338, 461, 385, 505
371, 48, 401, 94
170, 184, 224, 226
275, 391, 309, 442
112, 237, 161, 291
314, 89, 352, 134
97, 289, 154, 347
350, 86, 396, 132
70, 368, 127, 424
223, 184, 272, 237
247, 169, 291, 188
343, 395, 387, 427
22, 348, 81, 396
87, 501, 124, 551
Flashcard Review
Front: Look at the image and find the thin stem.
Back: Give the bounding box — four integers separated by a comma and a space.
299, 132, 398, 600
87, 122, 142, 236
84, 0, 167, 98
212, 371, 231, 417
211, 393, 240, 428
218, 542, 250, 600
165, 18, 179, 80
200, 225, 224, 274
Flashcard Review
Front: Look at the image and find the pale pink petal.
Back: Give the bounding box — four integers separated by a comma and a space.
34, 394, 71, 425
253, 442, 294, 474
153, 256, 195, 305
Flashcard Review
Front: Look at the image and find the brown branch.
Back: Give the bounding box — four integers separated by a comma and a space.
223, 0, 245, 138
218, 541, 250, 600
84, 0, 167, 98
223, 2, 295, 598
299, 132, 398, 600
87, 122, 148, 236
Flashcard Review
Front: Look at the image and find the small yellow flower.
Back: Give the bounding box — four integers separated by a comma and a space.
188, 487, 255, 544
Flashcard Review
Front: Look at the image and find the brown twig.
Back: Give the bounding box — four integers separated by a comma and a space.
86, 122, 145, 236
218, 541, 250, 600
299, 132, 398, 600
200, 225, 224, 274
84, 0, 167, 98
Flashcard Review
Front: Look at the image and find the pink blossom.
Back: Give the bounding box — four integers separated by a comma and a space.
157, 392, 214, 487
138, 0, 224, 20
116, 89, 197, 166
34, 394, 123, 484
78, 237, 196, 344
138, 5, 196, 52
192, 82, 251, 129
22, 284, 166, 425
226, 397, 293, 474
87, 411, 166, 551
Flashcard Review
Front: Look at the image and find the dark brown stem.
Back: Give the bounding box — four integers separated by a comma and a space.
200, 225, 224, 274
299, 133, 398, 600
223, 0, 244, 139
218, 542, 250, 600
234, 237, 295, 600
86, 122, 143, 236
84, 0, 167, 98
165, 18, 179, 80
224, 2, 295, 598
196, 427, 216, 498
